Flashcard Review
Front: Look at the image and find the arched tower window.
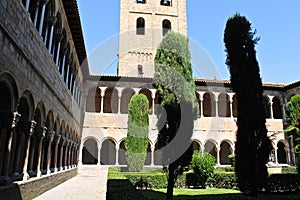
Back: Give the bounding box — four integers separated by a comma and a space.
161, 0, 171, 6
136, 0, 146, 3
136, 17, 145, 35
162, 19, 171, 36
138, 64, 143, 76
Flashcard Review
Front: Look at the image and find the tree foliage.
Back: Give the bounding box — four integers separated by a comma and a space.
285, 94, 300, 174
154, 31, 196, 200
125, 94, 149, 172
224, 13, 272, 195
190, 150, 215, 188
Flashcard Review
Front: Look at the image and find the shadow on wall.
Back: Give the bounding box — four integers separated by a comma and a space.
0, 182, 22, 200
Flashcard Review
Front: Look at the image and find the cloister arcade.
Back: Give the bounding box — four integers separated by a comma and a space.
81, 137, 290, 167
85, 86, 284, 120
0, 72, 80, 181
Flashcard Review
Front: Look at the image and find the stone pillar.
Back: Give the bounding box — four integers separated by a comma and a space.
100, 87, 106, 114
47, 17, 56, 53
59, 137, 66, 171
53, 135, 61, 172
68, 141, 73, 168
36, 127, 47, 177
33, 1, 40, 27
13, 121, 28, 175
269, 96, 274, 119
97, 144, 101, 165
115, 146, 119, 165
25, 0, 30, 11
274, 147, 278, 165
38, 0, 48, 35
64, 139, 70, 169
5, 112, 21, 176
151, 145, 155, 166
22, 120, 36, 181
55, 34, 62, 66
228, 93, 234, 118
43, 24, 49, 45
215, 93, 219, 117
216, 146, 220, 166
151, 90, 156, 115
117, 88, 122, 114
66, 64, 70, 85
46, 130, 55, 175
61, 54, 66, 77
69, 72, 73, 90
77, 142, 83, 166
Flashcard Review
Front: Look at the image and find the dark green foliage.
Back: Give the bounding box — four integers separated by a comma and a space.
190, 151, 215, 188
208, 173, 238, 189
154, 31, 196, 199
126, 94, 149, 172
284, 94, 300, 175
224, 13, 272, 195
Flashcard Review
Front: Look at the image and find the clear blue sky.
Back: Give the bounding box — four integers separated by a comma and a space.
77, 0, 300, 84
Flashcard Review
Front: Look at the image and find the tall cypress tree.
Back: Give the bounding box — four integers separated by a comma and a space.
154, 31, 196, 200
125, 94, 149, 172
224, 13, 272, 195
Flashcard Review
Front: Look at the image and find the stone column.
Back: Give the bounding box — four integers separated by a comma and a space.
36, 127, 47, 177
25, 0, 30, 11
64, 139, 70, 169
59, 137, 66, 171
38, 0, 48, 35
46, 130, 55, 175
69, 72, 73, 90
77, 142, 83, 166
115, 146, 119, 165
151, 90, 156, 115
97, 144, 101, 165
215, 93, 219, 117
61, 54, 66, 77
100, 87, 106, 114
22, 120, 36, 181
53, 135, 61, 172
33, 1, 40, 27
47, 17, 57, 53
43, 24, 49, 45
5, 112, 21, 176
13, 121, 28, 176
66, 64, 70, 85
151, 145, 155, 166
216, 146, 220, 166
228, 93, 234, 118
117, 88, 122, 114
269, 96, 274, 119
274, 147, 278, 165
55, 34, 63, 66
68, 141, 73, 168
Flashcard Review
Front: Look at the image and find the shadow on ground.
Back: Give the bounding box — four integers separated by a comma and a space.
106, 179, 300, 200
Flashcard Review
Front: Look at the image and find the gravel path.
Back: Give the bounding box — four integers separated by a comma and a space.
34, 165, 108, 200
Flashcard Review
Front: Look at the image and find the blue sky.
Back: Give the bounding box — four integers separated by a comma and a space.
77, 0, 300, 84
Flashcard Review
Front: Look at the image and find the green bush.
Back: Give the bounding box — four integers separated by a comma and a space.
190, 151, 215, 188
208, 173, 237, 189
282, 166, 297, 174
126, 94, 149, 172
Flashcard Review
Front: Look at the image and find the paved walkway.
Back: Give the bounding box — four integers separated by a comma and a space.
34, 165, 108, 200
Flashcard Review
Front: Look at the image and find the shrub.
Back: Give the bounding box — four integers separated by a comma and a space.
126, 94, 149, 172
282, 166, 297, 174
208, 173, 237, 189
190, 151, 215, 188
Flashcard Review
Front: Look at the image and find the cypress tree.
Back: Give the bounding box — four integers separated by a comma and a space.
224, 13, 272, 195
154, 31, 196, 200
125, 94, 149, 172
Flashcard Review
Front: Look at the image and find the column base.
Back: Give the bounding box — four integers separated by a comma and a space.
22, 172, 30, 181
37, 170, 42, 177
46, 169, 51, 175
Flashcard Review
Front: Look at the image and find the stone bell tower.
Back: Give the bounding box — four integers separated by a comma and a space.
118, 0, 188, 78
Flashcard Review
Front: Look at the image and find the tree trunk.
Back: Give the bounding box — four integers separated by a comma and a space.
166, 165, 175, 200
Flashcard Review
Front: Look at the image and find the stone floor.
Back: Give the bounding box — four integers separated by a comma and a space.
34, 165, 108, 200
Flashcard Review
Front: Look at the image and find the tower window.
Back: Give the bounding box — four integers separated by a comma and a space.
162, 19, 171, 36
136, 0, 146, 3
138, 65, 144, 76
160, 0, 171, 6
136, 17, 145, 35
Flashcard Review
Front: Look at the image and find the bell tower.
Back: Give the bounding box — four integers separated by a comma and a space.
118, 0, 188, 78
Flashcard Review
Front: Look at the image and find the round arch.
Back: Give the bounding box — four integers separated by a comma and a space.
82, 138, 98, 165
100, 138, 116, 165
121, 88, 135, 114
220, 140, 233, 165
277, 141, 287, 164
204, 140, 217, 163
203, 92, 216, 117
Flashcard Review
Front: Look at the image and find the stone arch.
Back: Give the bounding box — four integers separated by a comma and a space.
204, 140, 217, 163
118, 139, 127, 165
162, 19, 171, 36
100, 138, 116, 165
86, 87, 101, 112
192, 140, 201, 151
82, 138, 98, 165
218, 93, 230, 117
232, 94, 238, 117
263, 96, 271, 118
203, 92, 216, 117
220, 140, 233, 165
121, 88, 135, 114
272, 96, 283, 119
103, 87, 118, 113
139, 88, 152, 114
136, 17, 145, 35
277, 141, 287, 164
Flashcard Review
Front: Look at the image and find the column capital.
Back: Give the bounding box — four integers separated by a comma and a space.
11, 111, 21, 129
39, 0, 49, 5
41, 127, 47, 138
47, 130, 55, 142
54, 135, 62, 145
29, 120, 37, 136
116, 87, 123, 98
